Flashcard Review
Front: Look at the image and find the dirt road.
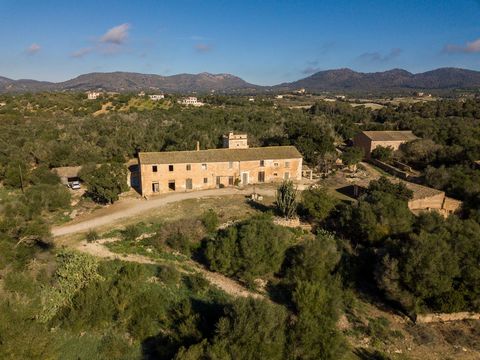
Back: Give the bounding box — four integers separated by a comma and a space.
53, 187, 275, 237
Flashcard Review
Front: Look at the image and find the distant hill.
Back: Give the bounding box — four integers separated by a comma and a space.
0, 72, 261, 94
1, 67, 480, 94
275, 68, 480, 93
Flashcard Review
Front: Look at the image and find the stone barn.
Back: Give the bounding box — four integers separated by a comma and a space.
353, 131, 418, 158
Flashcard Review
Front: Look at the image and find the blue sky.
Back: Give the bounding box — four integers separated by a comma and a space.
1, 0, 479, 85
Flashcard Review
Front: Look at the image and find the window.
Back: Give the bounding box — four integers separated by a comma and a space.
168, 180, 175, 191
202, 163, 207, 170
273, 172, 278, 177
228, 176, 234, 186
260, 160, 265, 167
203, 177, 208, 184
152, 165, 158, 172
285, 161, 290, 168
152, 182, 159, 193
258, 171, 265, 183
229, 161, 233, 169
274, 162, 279, 167
186, 164, 191, 171
168, 165, 174, 172
284, 172, 290, 180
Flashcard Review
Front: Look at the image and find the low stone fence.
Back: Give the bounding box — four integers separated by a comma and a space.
273, 217, 312, 231
369, 159, 423, 183
416, 312, 480, 324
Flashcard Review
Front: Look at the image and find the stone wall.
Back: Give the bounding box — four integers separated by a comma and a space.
416, 312, 480, 323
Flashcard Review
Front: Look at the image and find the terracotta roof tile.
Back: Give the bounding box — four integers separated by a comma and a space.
139, 146, 302, 165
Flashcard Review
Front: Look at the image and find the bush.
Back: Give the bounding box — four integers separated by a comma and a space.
300, 187, 338, 223
166, 232, 192, 256
200, 209, 219, 234
85, 229, 99, 242
157, 265, 181, 285
184, 273, 210, 294
24, 184, 71, 214
205, 214, 292, 280
121, 224, 143, 241
371, 145, 394, 162
80, 163, 129, 204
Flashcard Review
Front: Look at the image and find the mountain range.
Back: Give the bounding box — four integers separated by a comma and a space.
1, 68, 480, 94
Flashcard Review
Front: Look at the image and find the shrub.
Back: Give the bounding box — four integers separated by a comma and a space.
85, 229, 99, 242
166, 231, 192, 256
200, 209, 219, 234
300, 187, 338, 223
121, 224, 142, 241
205, 215, 292, 280
371, 145, 394, 162
184, 273, 210, 294
157, 265, 181, 285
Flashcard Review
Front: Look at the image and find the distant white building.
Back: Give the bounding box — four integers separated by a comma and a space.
87, 91, 101, 100
248, 97, 255, 102
138, 91, 146, 97
179, 96, 204, 106
0, 102, 6, 107
275, 95, 284, 99
149, 94, 165, 101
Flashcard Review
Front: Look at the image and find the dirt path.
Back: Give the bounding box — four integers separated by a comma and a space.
53, 187, 275, 237
75, 238, 264, 299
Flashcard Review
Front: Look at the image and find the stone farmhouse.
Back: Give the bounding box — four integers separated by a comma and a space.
353, 130, 418, 158
352, 180, 462, 218
138, 133, 302, 196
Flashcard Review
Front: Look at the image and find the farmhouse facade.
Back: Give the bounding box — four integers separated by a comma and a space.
353, 130, 418, 157
138, 134, 302, 196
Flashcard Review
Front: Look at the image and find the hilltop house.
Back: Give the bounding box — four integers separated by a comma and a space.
179, 97, 204, 106
87, 91, 101, 100
353, 130, 418, 158
149, 94, 165, 101
138, 133, 302, 196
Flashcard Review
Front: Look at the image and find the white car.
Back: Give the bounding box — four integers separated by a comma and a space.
69, 181, 81, 190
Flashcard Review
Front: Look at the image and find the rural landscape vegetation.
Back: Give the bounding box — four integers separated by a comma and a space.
1, 1, 480, 360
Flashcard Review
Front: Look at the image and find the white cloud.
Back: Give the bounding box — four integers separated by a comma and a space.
71, 23, 132, 59
70, 47, 94, 58
357, 48, 402, 63
26, 43, 41, 54
100, 23, 130, 44
444, 38, 480, 53
195, 43, 212, 53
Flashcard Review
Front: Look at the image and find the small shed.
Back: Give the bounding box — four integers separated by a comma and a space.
52, 166, 82, 185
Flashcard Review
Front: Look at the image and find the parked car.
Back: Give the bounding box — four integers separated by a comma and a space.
69, 180, 81, 190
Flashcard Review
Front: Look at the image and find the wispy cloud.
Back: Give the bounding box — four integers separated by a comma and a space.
195, 43, 213, 53
357, 48, 402, 63
302, 61, 322, 75
70, 47, 94, 58
26, 43, 41, 55
100, 23, 130, 45
71, 23, 131, 59
443, 38, 480, 54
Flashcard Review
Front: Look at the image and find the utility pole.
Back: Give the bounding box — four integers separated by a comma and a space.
18, 165, 25, 194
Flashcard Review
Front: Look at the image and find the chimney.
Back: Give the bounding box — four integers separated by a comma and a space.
196, 141, 200, 151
